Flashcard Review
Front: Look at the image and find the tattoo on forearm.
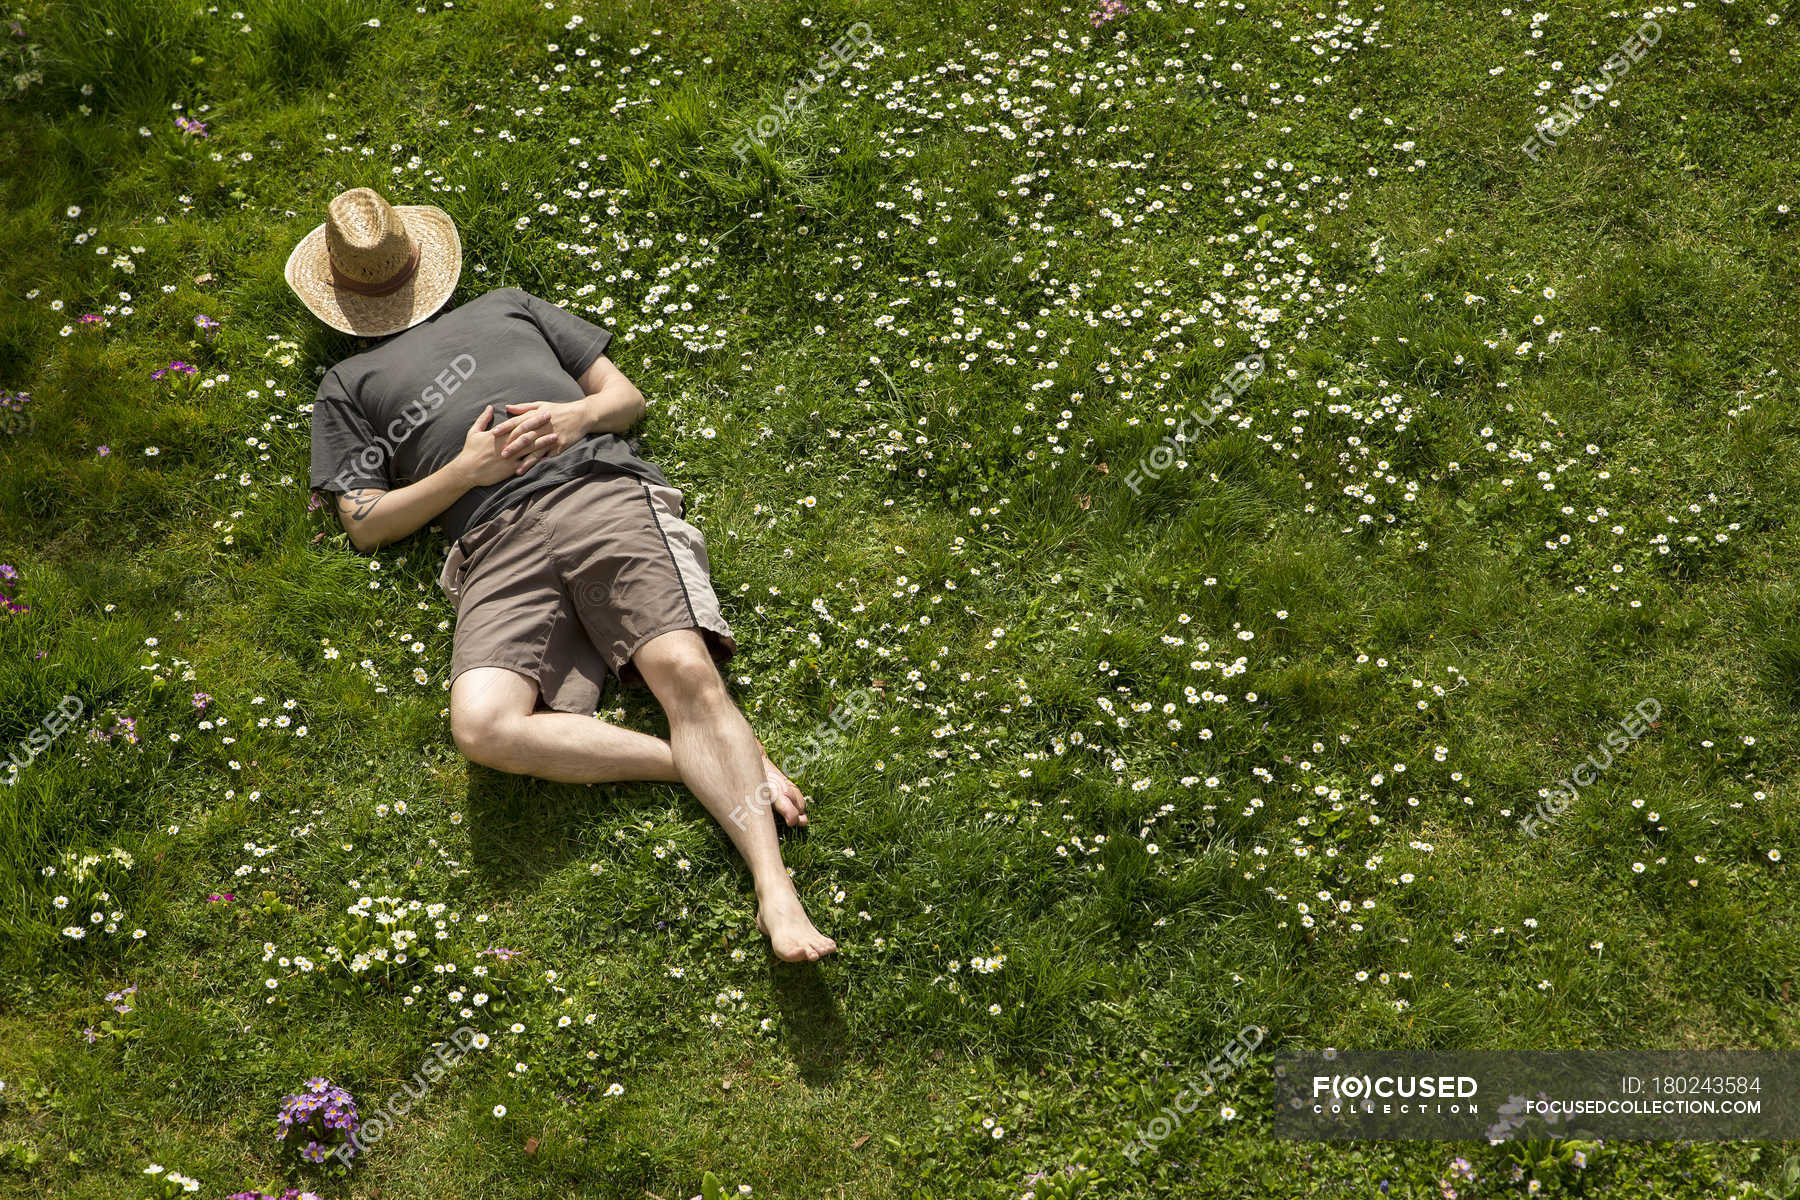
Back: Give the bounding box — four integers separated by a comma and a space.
347, 489, 382, 521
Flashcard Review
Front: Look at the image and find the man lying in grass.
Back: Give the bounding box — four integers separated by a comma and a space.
293, 188, 836, 963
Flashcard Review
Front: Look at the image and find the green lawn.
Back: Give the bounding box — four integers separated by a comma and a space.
1, 0, 1797, 1196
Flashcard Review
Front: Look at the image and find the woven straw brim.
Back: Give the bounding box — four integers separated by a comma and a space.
284, 205, 462, 337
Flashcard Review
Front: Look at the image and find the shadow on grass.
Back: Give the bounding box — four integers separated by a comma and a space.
463, 769, 608, 887
462, 688, 676, 886
770, 958, 849, 1086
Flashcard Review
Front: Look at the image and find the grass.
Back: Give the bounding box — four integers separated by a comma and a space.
0, 0, 1797, 1196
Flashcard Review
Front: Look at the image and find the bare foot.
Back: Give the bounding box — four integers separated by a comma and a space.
760, 752, 809, 827
756, 891, 837, 962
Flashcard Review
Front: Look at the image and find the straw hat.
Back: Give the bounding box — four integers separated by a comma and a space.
285, 188, 461, 337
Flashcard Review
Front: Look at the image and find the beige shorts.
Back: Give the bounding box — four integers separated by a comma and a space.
437, 472, 736, 714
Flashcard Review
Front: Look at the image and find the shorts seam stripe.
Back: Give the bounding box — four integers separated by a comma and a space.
641, 482, 700, 631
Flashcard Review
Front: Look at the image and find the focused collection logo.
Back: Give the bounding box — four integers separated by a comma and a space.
1311, 1073, 1481, 1113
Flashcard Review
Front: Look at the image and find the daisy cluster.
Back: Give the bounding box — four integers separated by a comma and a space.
260, 888, 482, 998
40, 846, 147, 944
316, 592, 452, 693
475, 2, 1407, 497
1513, 6, 1690, 135
139, 1163, 202, 1197
21, 216, 143, 336
130, 641, 313, 767
1264, 264, 1759, 598
351, 949, 649, 1104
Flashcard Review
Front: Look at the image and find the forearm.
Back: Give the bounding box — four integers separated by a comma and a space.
341, 459, 477, 551
578, 377, 646, 435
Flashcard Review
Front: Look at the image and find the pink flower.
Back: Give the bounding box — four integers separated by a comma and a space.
1090, 0, 1129, 25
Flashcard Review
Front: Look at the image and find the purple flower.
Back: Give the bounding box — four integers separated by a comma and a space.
275, 1076, 360, 1162
1090, 0, 1128, 25
2, 564, 38, 618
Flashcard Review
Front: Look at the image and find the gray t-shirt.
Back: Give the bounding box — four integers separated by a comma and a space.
308, 286, 667, 546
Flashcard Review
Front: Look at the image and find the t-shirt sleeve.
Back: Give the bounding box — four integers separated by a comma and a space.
518, 289, 614, 378
308, 369, 392, 496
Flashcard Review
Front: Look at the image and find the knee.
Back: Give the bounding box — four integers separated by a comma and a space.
451, 699, 515, 769
645, 645, 728, 715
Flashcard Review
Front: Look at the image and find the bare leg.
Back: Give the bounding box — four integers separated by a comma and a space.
450, 667, 682, 783
449, 668, 812, 823
632, 630, 836, 963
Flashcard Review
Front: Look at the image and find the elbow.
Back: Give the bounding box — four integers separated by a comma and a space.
341, 520, 383, 554
600, 386, 646, 432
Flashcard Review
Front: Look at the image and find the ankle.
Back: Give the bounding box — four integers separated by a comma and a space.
755, 876, 801, 908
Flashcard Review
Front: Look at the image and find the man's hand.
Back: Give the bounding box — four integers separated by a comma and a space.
492, 400, 590, 467
453, 405, 532, 486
